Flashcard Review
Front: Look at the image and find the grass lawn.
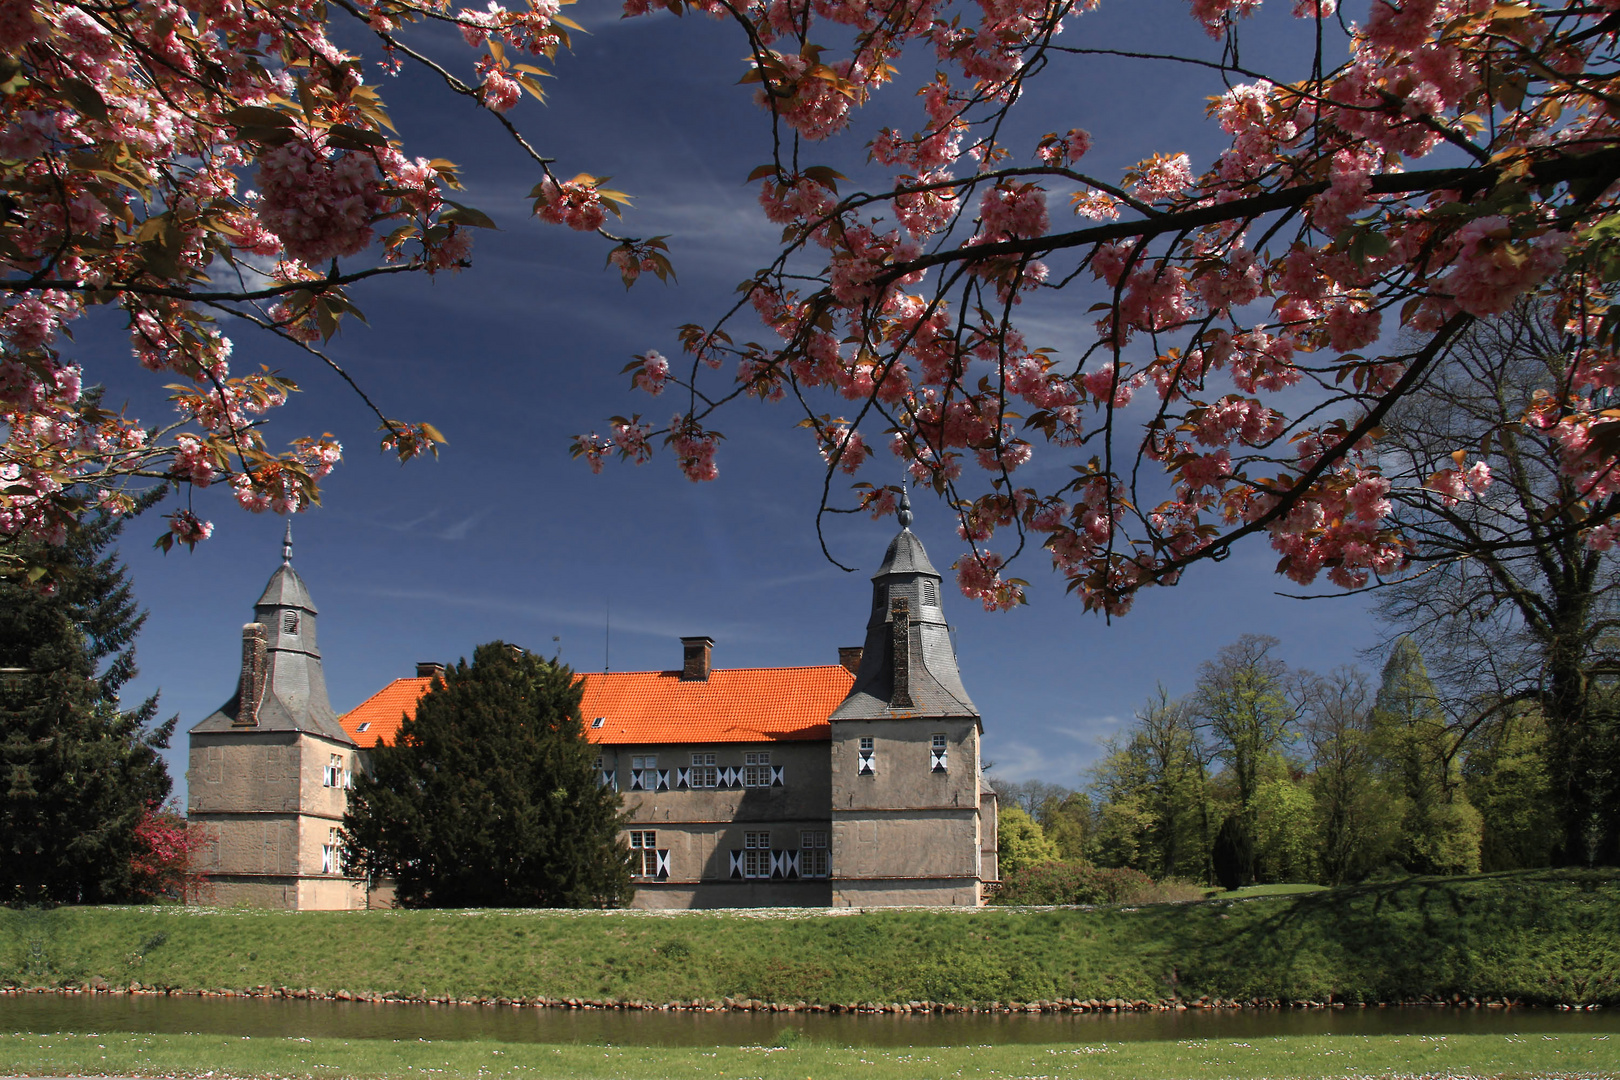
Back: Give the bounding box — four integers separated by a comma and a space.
0, 1029, 1615, 1080
4, 869, 1617, 1007
1203, 884, 1330, 900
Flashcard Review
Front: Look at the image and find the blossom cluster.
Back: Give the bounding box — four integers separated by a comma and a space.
592, 0, 1620, 615
1, 0, 586, 568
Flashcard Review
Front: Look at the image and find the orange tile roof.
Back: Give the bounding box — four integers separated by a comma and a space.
340, 665, 854, 749
579, 666, 851, 745
341, 676, 433, 748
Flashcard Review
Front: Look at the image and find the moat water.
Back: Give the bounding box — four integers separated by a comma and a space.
2, 995, 1616, 1046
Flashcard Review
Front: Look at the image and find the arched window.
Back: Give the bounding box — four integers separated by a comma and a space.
282, 610, 299, 635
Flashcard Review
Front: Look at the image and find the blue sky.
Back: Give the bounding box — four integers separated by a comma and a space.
85, 0, 1391, 801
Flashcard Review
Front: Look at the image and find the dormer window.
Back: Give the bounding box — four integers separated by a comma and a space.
282, 610, 299, 635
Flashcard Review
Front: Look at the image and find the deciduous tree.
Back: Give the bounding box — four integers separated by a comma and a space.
1463, 704, 1559, 871
995, 804, 1061, 875
1300, 666, 1390, 884
342, 642, 632, 908
1036, 791, 1092, 862
1375, 303, 1620, 864
1089, 687, 1211, 880
1370, 637, 1482, 874
1192, 634, 1300, 880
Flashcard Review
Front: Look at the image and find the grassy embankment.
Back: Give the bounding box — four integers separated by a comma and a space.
2, 869, 1616, 1007
1, 1030, 1618, 1080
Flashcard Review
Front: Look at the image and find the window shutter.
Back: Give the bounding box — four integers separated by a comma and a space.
786, 850, 801, 878
721, 766, 738, 788
343, 769, 353, 789
655, 850, 670, 879
770, 765, 784, 787
630, 770, 645, 791
656, 769, 670, 791
931, 748, 947, 771
729, 850, 744, 879
600, 769, 616, 790
769, 851, 784, 878
675, 767, 690, 789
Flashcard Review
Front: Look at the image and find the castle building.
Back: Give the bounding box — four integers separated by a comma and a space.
191, 495, 998, 909
186, 525, 367, 909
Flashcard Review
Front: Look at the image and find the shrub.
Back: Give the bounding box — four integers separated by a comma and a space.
992, 861, 1195, 905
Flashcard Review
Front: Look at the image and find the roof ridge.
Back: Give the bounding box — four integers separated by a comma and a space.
591, 663, 852, 676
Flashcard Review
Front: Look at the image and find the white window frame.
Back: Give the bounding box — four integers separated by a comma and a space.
743, 830, 771, 878
858, 736, 875, 775
322, 828, 340, 875
690, 752, 718, 788
629, 830, 660, 878
800, 830, 830, 878
323, 753, 345, 788
630, 754, 658, 791
743, 751, 771, 788
931, 733, 948, 772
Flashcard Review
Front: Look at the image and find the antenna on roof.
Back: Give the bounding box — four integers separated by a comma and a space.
282, 519, 293, 564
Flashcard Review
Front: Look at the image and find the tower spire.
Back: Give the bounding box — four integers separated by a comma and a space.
282, 519, 293, 565
897, 482, 913, 529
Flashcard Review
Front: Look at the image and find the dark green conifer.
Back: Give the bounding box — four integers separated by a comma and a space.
343, 642, 632, 907
0, 505, 174, 903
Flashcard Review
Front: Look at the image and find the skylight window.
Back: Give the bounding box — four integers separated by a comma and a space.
357, 722, 371, 733
591, 716, 606, 728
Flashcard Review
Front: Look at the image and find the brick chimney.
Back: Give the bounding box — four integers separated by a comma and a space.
681, 636, 714, 681
889, 597, 913, 708
234, 622, 268, 726
416, 661, 445, 678
838, 646, 863, 675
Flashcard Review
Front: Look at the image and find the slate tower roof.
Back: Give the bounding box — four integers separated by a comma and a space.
829, 489, 978, 721
191, 523, 353, 744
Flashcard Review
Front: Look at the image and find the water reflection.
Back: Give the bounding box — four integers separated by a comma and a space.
2, 996, 1615, 1046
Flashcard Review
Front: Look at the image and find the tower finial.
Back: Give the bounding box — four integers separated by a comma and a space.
282, 519, 293, 564
897, 482, 913, 529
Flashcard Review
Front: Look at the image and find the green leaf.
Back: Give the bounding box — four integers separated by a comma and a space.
440, 202, 498, 230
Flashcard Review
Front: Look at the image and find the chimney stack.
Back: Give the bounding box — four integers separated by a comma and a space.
889, 597, 913, 708
235, 623, 268, 726
416, 661, 446, 679
681, 636, 714, 681
838, 646, 863, 675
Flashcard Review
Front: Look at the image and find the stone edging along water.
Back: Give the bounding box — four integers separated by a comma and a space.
1, 985, 1604, 1014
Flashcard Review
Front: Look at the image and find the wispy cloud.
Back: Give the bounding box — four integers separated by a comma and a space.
982, 737, 1094, 787
364, 507, 490, 542
983, 715, 1122, 785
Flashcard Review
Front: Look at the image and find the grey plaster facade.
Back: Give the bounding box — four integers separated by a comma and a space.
616, 490, 998, 908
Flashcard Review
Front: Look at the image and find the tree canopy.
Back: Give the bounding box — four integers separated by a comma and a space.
5, 0, 1620, 612
342, 642, 632, 908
